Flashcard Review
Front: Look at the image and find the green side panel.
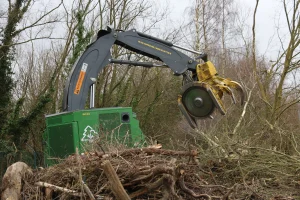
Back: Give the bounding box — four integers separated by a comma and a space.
45, 122, 79, 166
98, 113, 131, 144
99, 113, 120, 132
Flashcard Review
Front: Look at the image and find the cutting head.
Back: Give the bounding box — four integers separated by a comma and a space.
181, 82, 215, 118
178, 59, 245, 129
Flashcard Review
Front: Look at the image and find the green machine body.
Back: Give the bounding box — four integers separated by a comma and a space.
43, 107, 144, 166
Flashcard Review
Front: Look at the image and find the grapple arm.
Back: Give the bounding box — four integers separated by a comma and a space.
62, 27, 199, 111
62, 26, 245, 129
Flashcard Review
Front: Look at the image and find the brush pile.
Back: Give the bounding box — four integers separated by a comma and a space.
21, 147, 237, 199
3, 146, 300, 199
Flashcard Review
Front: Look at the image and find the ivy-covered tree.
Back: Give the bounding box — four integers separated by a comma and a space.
0, 0, 32, 133
0, 0, 63, 174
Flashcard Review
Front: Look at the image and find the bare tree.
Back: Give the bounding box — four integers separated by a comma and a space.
251, 0, 300, 127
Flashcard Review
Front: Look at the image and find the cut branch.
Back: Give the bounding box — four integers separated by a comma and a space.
232, 86, 253, 136
34, 182, 83, 197
96, 148, 198, 158
101, 160, 131, 200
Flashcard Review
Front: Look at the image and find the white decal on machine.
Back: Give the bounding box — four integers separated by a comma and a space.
81, 126, 97, 142
81, 63, 88, 72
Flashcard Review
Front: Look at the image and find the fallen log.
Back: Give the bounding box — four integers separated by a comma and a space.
101, 160, 131, 200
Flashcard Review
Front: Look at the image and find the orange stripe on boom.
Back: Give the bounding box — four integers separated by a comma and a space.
74, 71, 86, 94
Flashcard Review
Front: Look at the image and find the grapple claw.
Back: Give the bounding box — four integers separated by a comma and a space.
227, 87, 237, 104
227, 81, 246, 105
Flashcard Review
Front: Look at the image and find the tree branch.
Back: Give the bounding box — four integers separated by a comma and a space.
12, 0, 63, 36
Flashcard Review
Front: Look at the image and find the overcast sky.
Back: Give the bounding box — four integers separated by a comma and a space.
167, 0, 287, 60
239, 0, 287, 58
1, 0, 289, 60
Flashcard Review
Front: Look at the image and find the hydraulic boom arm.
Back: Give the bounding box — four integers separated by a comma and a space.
62, 26, 245, 128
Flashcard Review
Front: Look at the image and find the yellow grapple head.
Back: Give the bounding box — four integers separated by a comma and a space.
178, 60, 245, 129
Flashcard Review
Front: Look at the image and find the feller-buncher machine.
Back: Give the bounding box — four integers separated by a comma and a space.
44, 27, 245, 165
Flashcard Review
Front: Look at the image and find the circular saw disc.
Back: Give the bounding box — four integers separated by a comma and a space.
181, 82, 215, 118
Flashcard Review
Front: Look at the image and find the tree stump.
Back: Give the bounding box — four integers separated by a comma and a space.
1, 162, 32, 200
